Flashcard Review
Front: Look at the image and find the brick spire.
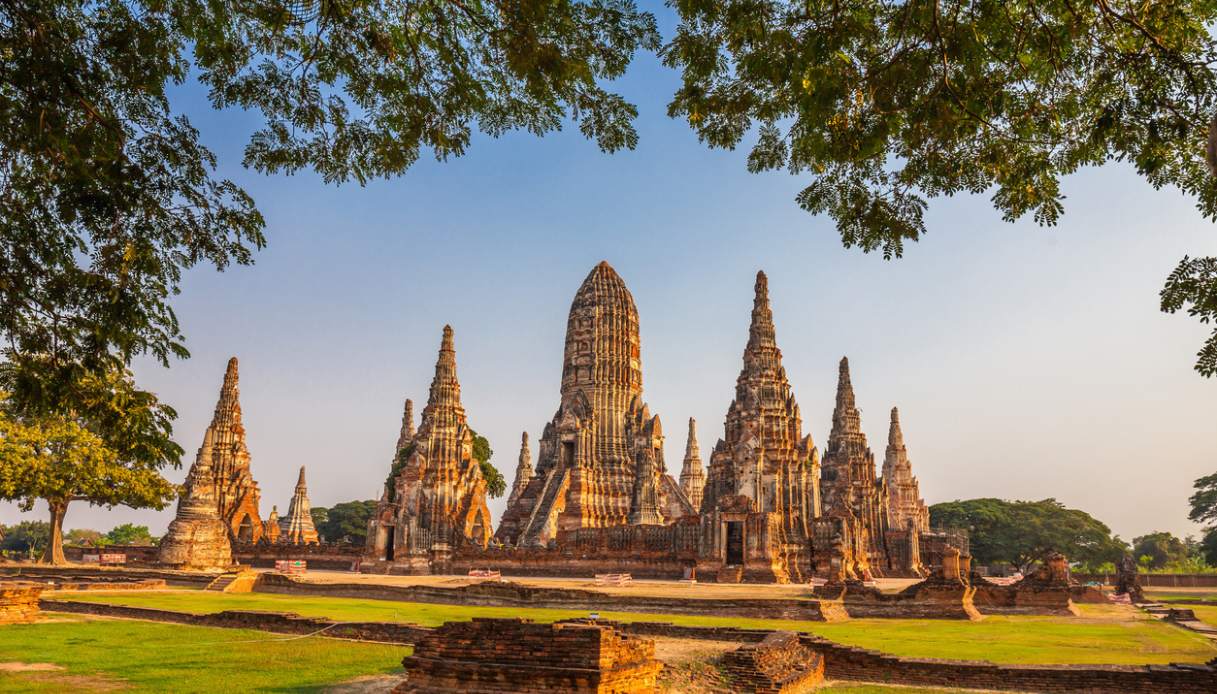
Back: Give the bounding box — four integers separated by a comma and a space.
829, 357, 863, 443
279, 466, 319, 544
679, 417, 706, 510
743, 271, 780, 376
507, 432, 533, 508
396, 399, 416, 452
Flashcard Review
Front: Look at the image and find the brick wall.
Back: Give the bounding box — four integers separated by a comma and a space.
398, 618, 662, 693
720, 631, 825, 693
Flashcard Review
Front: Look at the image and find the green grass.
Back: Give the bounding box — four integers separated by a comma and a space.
1189, 604, 1217, 626
0, 614, 404, 693
1144, 590, 1217, 603
53, 589, 1217, 665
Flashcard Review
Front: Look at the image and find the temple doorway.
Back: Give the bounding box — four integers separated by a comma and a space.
726, 521, 744, 565
237, 516, 253, 543
384, 526, 396, 562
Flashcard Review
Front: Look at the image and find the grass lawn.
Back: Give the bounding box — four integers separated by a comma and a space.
0, 614, 404, 693
53, 589, 1217, 665
1189, 604, 1217, 626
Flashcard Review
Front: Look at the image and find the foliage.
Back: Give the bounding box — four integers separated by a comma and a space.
315, 500, 377, 544
0, 382, 178, 563
1201, 528, 1217, 567
664, 0, 1217, 376
1132, 531, 1190, 569
310, 506, 330, 532
64, 591, 1216, 665
106, 523, 156, 546
0, 520, 50, 558
929, 498, 1126, 571
1189, 472, 1217, 526
469, 428, 506, 498
384, 442, 416, 503
64, 528, 105, 547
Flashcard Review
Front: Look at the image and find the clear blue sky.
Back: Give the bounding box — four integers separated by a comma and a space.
3, 3, 1215, 544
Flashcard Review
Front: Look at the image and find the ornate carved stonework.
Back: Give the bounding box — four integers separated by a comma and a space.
204, 358, 264, 543
279, 466, 320, 544
678, 418, 706, 511
496, 262, 692, 546
819, 358, 889, 578
158, 429, 234, 571
365, 326, 494, 572
697, 272, 820, 582
882, 407, 930, 534
263, 506, 281, 544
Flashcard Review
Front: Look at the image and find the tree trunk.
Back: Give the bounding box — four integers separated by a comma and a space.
40, 498, 69, 565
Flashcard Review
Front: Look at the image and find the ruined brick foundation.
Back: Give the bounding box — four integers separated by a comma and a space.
0, 582, 43, 624
395, 617, 662, 693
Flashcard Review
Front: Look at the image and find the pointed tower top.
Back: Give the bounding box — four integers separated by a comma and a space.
836, 356, 856, 410
888, 407, 904, 449
744, 270, 778, 367
685, 417, 700, 456
224, 356, 239, 385
521, 430, 529, 446
296, 465, 308, 489
396, 398, 416, 452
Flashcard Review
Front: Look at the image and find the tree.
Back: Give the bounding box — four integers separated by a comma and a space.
0, 382, 178, 565
64, 528, 104, 547
0, 520, 50, 559
929, 498, 1126, 571
310, 506, 330, 534
1200, 528, 1217, 567
1189, 472, 1217, 526
1132, 532, 1190, 569
316, 500, 377, 544
469, 429, 506, 499
664, 1, 1217, 376
105, 523, 156, 546
1, 0, 659, 397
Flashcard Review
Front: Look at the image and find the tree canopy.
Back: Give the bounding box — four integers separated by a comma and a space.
0, 381, 178, 564
664, 0, 1217, 376
313, 500, 377, 544
470, 428, 506, 498
929, 498, 1126, 571
0, 520, 49, 559
105, 523, 157, 546
1131, 531, 1190, 569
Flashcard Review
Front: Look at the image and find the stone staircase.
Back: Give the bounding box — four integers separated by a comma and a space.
521, 467, 568, 546
204, 569, 256, 593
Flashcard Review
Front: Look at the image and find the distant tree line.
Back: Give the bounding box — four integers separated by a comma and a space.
930, 498, 1217, 574
0, 521, 157, 559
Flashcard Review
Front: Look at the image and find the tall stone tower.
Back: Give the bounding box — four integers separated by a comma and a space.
279, 466, 320, 545
495, 262, 692, 546
881, 407, 930, 533
157, 429, 234, 571
819, 357, 888, 577
679, 418, 706, 510
202, 358, 264, 543
364, 326, 495, 572
507, 432, 533, 509
698, 271, 820, 582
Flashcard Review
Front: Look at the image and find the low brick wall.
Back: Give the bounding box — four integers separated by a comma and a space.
41, 599, 431, 644
396, 618, 663, 693
233, 542, 363, 571
800, 633, 1217, 693
0, 582, 43, 624
256, 573, 847, 621
1, 565, 216, 588
721, 631, 825, 693
49, 579, 166, 592
1075, 573, 1217, 588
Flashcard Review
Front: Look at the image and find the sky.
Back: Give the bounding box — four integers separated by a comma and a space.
3, 3, 1215, 544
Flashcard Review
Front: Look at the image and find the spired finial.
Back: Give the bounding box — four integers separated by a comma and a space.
296, 465, 308, 488
441, 324, 455, 350
888, 407, 905, 448
521, 431, 529, 446
222, 356, 240, 392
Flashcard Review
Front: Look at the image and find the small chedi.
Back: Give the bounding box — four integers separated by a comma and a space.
495, 262, 693, 546
277, 467, 320, 545
158, 428, 234, 571
364, 326, 494, 572
678, 418, 706, 511
202, 358, 265, 543
396, 618, 662, 694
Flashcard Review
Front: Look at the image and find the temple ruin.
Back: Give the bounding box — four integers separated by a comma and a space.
202, 358, 265, 543
157, 428, 235, 571
495, 262, 694, 546
364, 326, 495, 572
678, 418, 706, 511
882, 407, 931, 535
278, 466, 320, 545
